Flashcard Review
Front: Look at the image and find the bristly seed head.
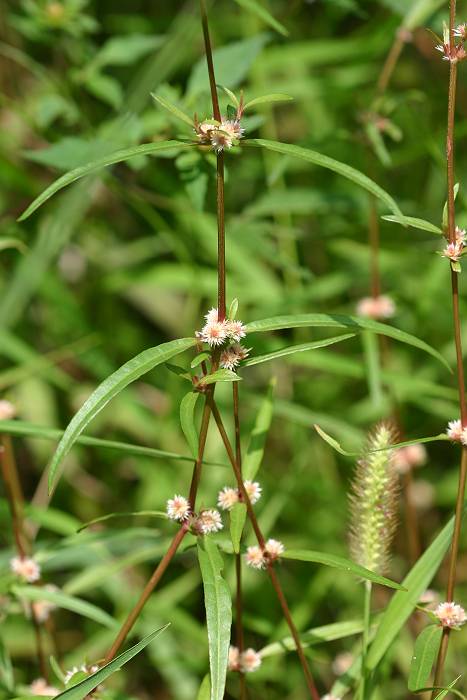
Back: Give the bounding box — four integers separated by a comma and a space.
349, 421, 400, 575
434, 601, 466, 628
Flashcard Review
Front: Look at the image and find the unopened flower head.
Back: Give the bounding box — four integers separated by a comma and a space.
244, 480, 262, 504
245, 544, 266, 569
29, 679, 60, 697
447, 419, 463, 442
217, 486, 240, 511
228, 645, 240, 671
240, 648, 262, 673
195, 508, 223, 534
220, 344, 250, 370
166, 495, 190, 522
356, 295, 395, 320
454, 23, 467, 39
436, 24, 467, 63
265, 538, 284, 561
393, 444, 427, 474
10, 556, 40, 583
434, 601, 466, 628
419, 589, 439, 606
0, 400, 16, 420
441, 228, 466, 261
349, 422, 400, 574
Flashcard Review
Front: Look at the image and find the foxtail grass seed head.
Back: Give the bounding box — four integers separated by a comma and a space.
447, 419, 463, 442
166, 495, 190, 522
10, 556, 40, 583
29, 679, 60, 697
245, 545, 266, 569
349, 422, 400, 574
217, 486, 239, 511
194, 508, 223, 534
356, 295, 395, 320
240, 648, 262, 673
393, 444, 427, 474
0, 399, 16, 420
434, 601, 466, 628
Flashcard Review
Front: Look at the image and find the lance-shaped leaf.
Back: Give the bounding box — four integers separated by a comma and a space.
180, 391, 200, 458
314, 424, 448, 457
12, 585, 118, 629
243, 93, 293, 110
245, 314, 450, 370
77, 510, 168, 532
233, 0, 289, 36
19, 140, 193, 221
243, 378, 275, 480
151, 93, 194, 126
245, 139, 406, 223
198, 369, 241, 386
408, 624, 443, 692
281, 550, 405, 589
243, 334, 355, 366
197, 537, 232, 700
47, 337, 197, 494
260, 619, 365, 657
383, 214, 443, 235
229, 502, 247, 553
49, 626, 169, 700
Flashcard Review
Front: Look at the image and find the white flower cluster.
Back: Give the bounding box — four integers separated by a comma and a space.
434, 601, 466, 628
196, 119, 245, 152
64, 664, 99, 686
228, 645, 262, 673
198, 308, 246, 346
441, 226, 466, 262
245, 539, 284, 570
10, 556, 40, 583
446, 419, 467, 445
166, 496, 223, 534
436, 23, 467, 62
217, 480, 262, 510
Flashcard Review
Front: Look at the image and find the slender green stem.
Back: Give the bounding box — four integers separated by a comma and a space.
360, 580, 372, 700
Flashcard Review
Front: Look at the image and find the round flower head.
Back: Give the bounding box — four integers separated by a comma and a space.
408, 479, 435, 510
434, 601, 466, 628
220, 344, 250, 370
245, 545, 266, 570
228, 645, 240, 672
240, 648, 261, 673
204, 307, 219, 323
244, 480, 262, 504
199, 320, 228, 347
447, 419, 463, 442
0, 400, 16, 420
30, 585, 59, 622
10, 556, 40, 583
455, 23, 467, 39
166, 495, 190, 522
393, 444, 427, 474
196, 509, 223, 534
226, 320, 246, 342
264, 538, 284, 561
460, 427, 467, 447
196, 120, 216, 145
209, 119, 244, 152
218, 486, 239, 511
356, 295, 395, 320
29, 679, 60, 697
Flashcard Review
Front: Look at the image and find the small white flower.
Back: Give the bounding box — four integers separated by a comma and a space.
228, 645, 240, 671
29, 679, 60, 697
220, 344, 250, 370
454, 23, 467, 39
434, 601, 466, 628
196, 509, 223, 534
209, 119, 244, 152
166, 495, 190, 522
218, 487, 239, 511
199, 320, 228, 346
240, 647, 261, 673
0, 400, 16, 420
226, 320, 246, 342
244, 480, 262, 504
265, 538, 284, 561
245, 545, 266, 570
65, 664, 99, 685
30, 585, 59, 622
356, 295, 395, 320
447, 419, 463, 442
10, 556, 40, 583
205, 307, 219, 323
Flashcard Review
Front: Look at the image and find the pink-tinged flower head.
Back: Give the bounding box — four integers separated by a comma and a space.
0, 400, 16, 420
356, 295, 395, 320
199, 320, 228, 347
226, 320, 246, 342
218, 486, 240, 511
442, 239, 464, 261
460, 427, 467, 446
240, 648, 261, 673
244, 480, 262, 504
220, 344, 250, 370
434, 601, 467, 628
196, 120, 216, 145
30, 585, 59, 622
29, 679, 60, 697
166, 495, 190, 521
228, 645, 240, 671
10, 556, 40, 582
205, 307, 219, 323
454, 23, 467, 39
447, 419, 463, 442
265, 538, 284, 561
195, 509, 223, 534
209, 120, 244, 152
419, 589, 439, 606
245, 545, 266, 570
393, 444, 427, 474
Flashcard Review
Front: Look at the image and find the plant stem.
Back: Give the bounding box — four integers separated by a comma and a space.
360, 580, 372, 700
377, 31, 405, 94
432, 2, 467, 692
208, 397, 320, 700
199, 0, 221, 122
233, 384, 247, 700
217, 152, 226, 320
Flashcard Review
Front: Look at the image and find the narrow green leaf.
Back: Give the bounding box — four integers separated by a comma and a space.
243, 334, 355, 367
77, 510, 168, 532
0, 237, 28, 254
408, 624, 443, 692
198, 369, 241, 386
49, 656, 66, 684
229, 502, 247, 554
0, 634, 13, 691
180, 391, 200, 458
243, 378, 275, 480
244, 93, 293, 110
443, 183, 459, 229
219, 85, 239, 107
233, 0, 289, 36
196, 675, 211, 700
281, 550, 405, 590
245, 139, 406, 223
260, 619, 365, 657
47, 337, 197, 494
19, 141, 193, 221
382, 215, 443, 235
191, 352, 211, 369
414, 677, 464, 699
12, 585, 118, 629
197, 538, 232, 700
151, 93, 194, 126
314, 424, 448, 457
245, 314, 450, 371
50, 626, 169, 700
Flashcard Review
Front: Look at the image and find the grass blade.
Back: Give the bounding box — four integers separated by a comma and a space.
180, 391, 200, 458
243, 334, 355, 366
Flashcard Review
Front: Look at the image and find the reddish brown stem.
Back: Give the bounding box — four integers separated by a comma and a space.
208, 398, 320, 700
217, 152, 226, 320
199, 0, 221, 122
233, 384, 247, 700
377, 33, 405, 94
